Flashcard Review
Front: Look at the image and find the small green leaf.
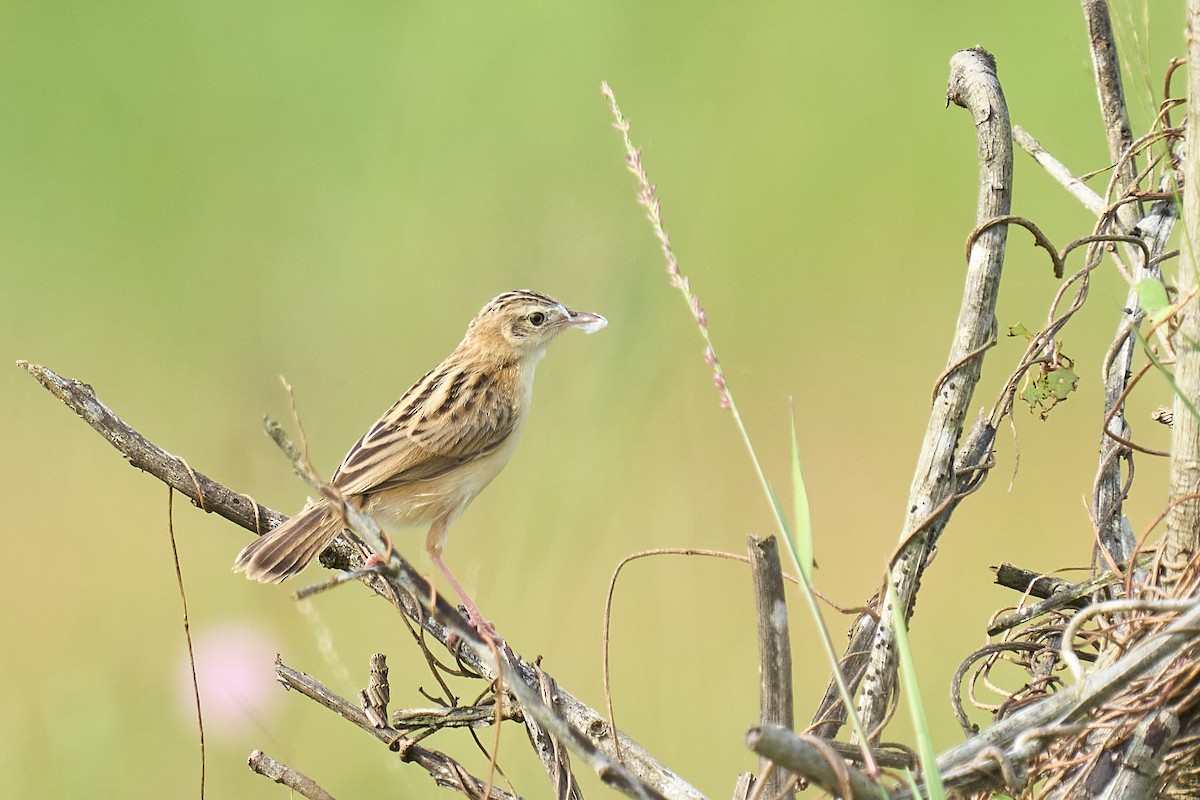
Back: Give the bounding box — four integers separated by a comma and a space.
1049, 362, 1078, 401
1020, 380, 1040, 409
1017, 351, 1078, 419
1008, 322, 1034, 340
1134, 278, 1172, 326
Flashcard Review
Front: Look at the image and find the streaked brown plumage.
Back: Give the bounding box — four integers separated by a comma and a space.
234, 290, 606, 631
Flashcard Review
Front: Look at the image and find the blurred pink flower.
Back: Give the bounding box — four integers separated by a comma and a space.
176, 622, 278, 734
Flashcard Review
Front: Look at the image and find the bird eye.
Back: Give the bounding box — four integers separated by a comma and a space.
528, 311, 546, 326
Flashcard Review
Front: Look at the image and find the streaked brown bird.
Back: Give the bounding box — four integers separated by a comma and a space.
234, 289, 606, 634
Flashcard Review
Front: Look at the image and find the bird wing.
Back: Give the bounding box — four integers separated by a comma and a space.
331, 362, 518, 497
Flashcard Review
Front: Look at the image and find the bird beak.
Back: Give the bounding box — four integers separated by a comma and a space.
565, 309, 607, 334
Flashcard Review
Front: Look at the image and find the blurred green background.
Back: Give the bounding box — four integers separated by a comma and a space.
2, 2, 1185, 796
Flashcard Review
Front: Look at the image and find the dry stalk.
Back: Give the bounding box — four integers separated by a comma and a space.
1165, 0, 1200, 576
834, 46, 1014, 742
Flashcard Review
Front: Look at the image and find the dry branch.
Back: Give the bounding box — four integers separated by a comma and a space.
1085, 0, 1180, 569
1081, 0, 1142, 233
277, 658, 520, 799
824, 46, 1014, 741
247, 750, 337, 800
1096, 205, 1170, 573
987, 567, 1120, 636
889, 598, 1200, 799
1013, 125, 1106, 215
1165, 1, 1200, 574
19, 361, 701, 800
521, 666, 585, 800
747, 536, 794, 800
746, 725, 883, 800
991, 564, 1086, 603
14, 360, 285, 539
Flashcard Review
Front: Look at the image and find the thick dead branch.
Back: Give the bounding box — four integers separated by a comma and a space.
1165, 2, 1200, 576
1085, 708, 1178, 799
825, 742, 916, 772
747, 536, 794, 800
850, 46, 1013, 740
19, 361, 700, 800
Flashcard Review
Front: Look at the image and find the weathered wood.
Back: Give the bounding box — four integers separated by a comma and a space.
747, 536, 795, 800
853, 46, 1014, 739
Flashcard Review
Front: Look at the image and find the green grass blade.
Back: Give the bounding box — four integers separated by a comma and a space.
902, 770, 923, 799
886, 577, 945, 800
765, 481, 792, 539
789, 403, 814, 582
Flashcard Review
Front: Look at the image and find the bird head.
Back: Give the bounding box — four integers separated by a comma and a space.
464, 290, 606, 361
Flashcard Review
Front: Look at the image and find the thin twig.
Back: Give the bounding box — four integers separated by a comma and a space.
247, 750, 337, 800
1013, 125, 1106, 215
276, 658, 520, 799
168, 488, 206, 800
601, 547, 761, 764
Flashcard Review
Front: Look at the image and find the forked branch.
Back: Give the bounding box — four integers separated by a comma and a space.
811, 46, 1014, 742
18, 360, 701, 800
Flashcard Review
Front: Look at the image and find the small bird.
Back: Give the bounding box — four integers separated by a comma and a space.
234, 289, 606, 634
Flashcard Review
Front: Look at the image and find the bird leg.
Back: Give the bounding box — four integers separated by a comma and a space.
425, 520, 501, 645
362, 530, 397, 571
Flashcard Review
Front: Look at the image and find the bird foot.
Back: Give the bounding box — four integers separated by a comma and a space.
468, 612, 504, 648
445, 608, 505, 650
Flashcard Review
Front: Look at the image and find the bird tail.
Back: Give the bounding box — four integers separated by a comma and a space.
233, 501, 342, 583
